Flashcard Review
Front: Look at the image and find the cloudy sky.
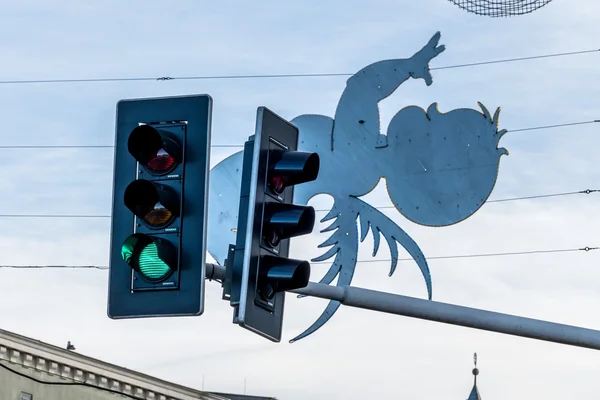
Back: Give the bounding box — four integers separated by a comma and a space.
1, 0, 599, 399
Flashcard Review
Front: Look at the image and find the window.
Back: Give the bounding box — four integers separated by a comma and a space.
20, 392, 32, 400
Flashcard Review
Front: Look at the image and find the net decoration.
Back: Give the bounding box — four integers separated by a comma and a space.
447, 0, 555, 17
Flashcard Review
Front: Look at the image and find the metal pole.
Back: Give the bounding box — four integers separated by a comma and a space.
291, 282, 600, 351
205, 263, 226, 282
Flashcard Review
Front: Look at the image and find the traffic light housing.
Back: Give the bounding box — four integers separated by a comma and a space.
108, 94, 212, 319
232, 106, 319, 342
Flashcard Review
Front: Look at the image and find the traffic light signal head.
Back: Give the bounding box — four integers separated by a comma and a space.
127, 125, 182, 175
262, 203, 315, 248
121, 234, 178, 283
232, 106, 319, 342
108, 95, 212, 319
257, 255, 310, 302
124, 179, 180, 229
267, 150, 319, 192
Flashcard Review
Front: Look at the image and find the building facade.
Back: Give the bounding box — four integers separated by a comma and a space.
0, 329, 275, 400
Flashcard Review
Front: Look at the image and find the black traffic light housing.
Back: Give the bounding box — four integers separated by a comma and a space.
232, 106, 319, 342
108, 94, 212, 319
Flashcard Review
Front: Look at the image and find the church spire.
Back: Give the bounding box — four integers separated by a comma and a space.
467, 352, 482, 400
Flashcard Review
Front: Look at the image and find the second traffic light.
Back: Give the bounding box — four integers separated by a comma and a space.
233, 106, 319, 342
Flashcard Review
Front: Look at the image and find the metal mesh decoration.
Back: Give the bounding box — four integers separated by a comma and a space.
447, 0, 555, 17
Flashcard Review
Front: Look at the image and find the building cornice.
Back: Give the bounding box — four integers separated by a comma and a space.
0, 329, 228, 400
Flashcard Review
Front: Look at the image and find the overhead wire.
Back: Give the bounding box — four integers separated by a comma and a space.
0, 49, 596, 272
0, 47, 596, 151
430, 49, 600, 70
0, 265, 108, 269
313, 246, 599, 265
0, 119, 597, 151
0, 188, 596, 219
509, 120, 600, 133
0, 245, 597, 270
352, 189, 598, 212
0, 144, 243, 149
0, 48, 595, 151
0, 48, 597, 86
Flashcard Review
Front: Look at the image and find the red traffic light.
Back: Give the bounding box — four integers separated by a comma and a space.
128, 125, 181, 175
268, 151, 319, 195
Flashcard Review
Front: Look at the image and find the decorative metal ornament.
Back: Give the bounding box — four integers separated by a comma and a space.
207, 31, 508, 342
447, 0, 555, 17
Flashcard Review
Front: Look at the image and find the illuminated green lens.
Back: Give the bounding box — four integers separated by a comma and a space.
138, 242, 171, 281
120, 234, 175, 283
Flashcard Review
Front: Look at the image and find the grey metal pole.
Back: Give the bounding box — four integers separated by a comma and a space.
292, 282, 600, 351
205, 263, 226, 282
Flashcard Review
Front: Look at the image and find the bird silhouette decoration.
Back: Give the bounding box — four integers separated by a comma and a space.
207, 31, 508, 342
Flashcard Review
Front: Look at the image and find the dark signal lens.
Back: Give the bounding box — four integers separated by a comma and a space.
263, 203, 316, 244
124, 180, 180, 229
128, 125, 181, 176
263, 230, 280, 248
144, 202, 173, 226
269, 176, 286, 195
268, 151, 320, 193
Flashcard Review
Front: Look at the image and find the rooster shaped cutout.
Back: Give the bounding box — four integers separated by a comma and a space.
207, 31, 508, 343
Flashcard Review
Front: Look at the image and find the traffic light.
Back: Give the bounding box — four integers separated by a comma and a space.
232, 106, 319, 342
108, 94, 212, 319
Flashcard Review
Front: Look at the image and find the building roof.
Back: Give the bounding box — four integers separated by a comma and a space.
467, 385, 482, 400
466, 352, 482, 400
0, 328, 274, 400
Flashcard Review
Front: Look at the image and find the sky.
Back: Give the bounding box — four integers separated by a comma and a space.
0, 0, 599, 399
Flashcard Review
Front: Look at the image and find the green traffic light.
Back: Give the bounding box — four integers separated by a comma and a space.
138, 242, 171, 281
121, 234, 177, 283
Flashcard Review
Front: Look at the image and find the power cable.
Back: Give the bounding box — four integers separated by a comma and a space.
0, 189, 596, 219
0, 49, 597, 86
0, 214, 107, 218
430, 49, 598, 70
0, 119, 597, 150
314, 246, 598, 265
0, 265, 108, 269
510, 120, 600, 133
360, 189, 598, 212
1, 245, 597, 270
0, 361, 145, 400
0, 144, 243, 149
